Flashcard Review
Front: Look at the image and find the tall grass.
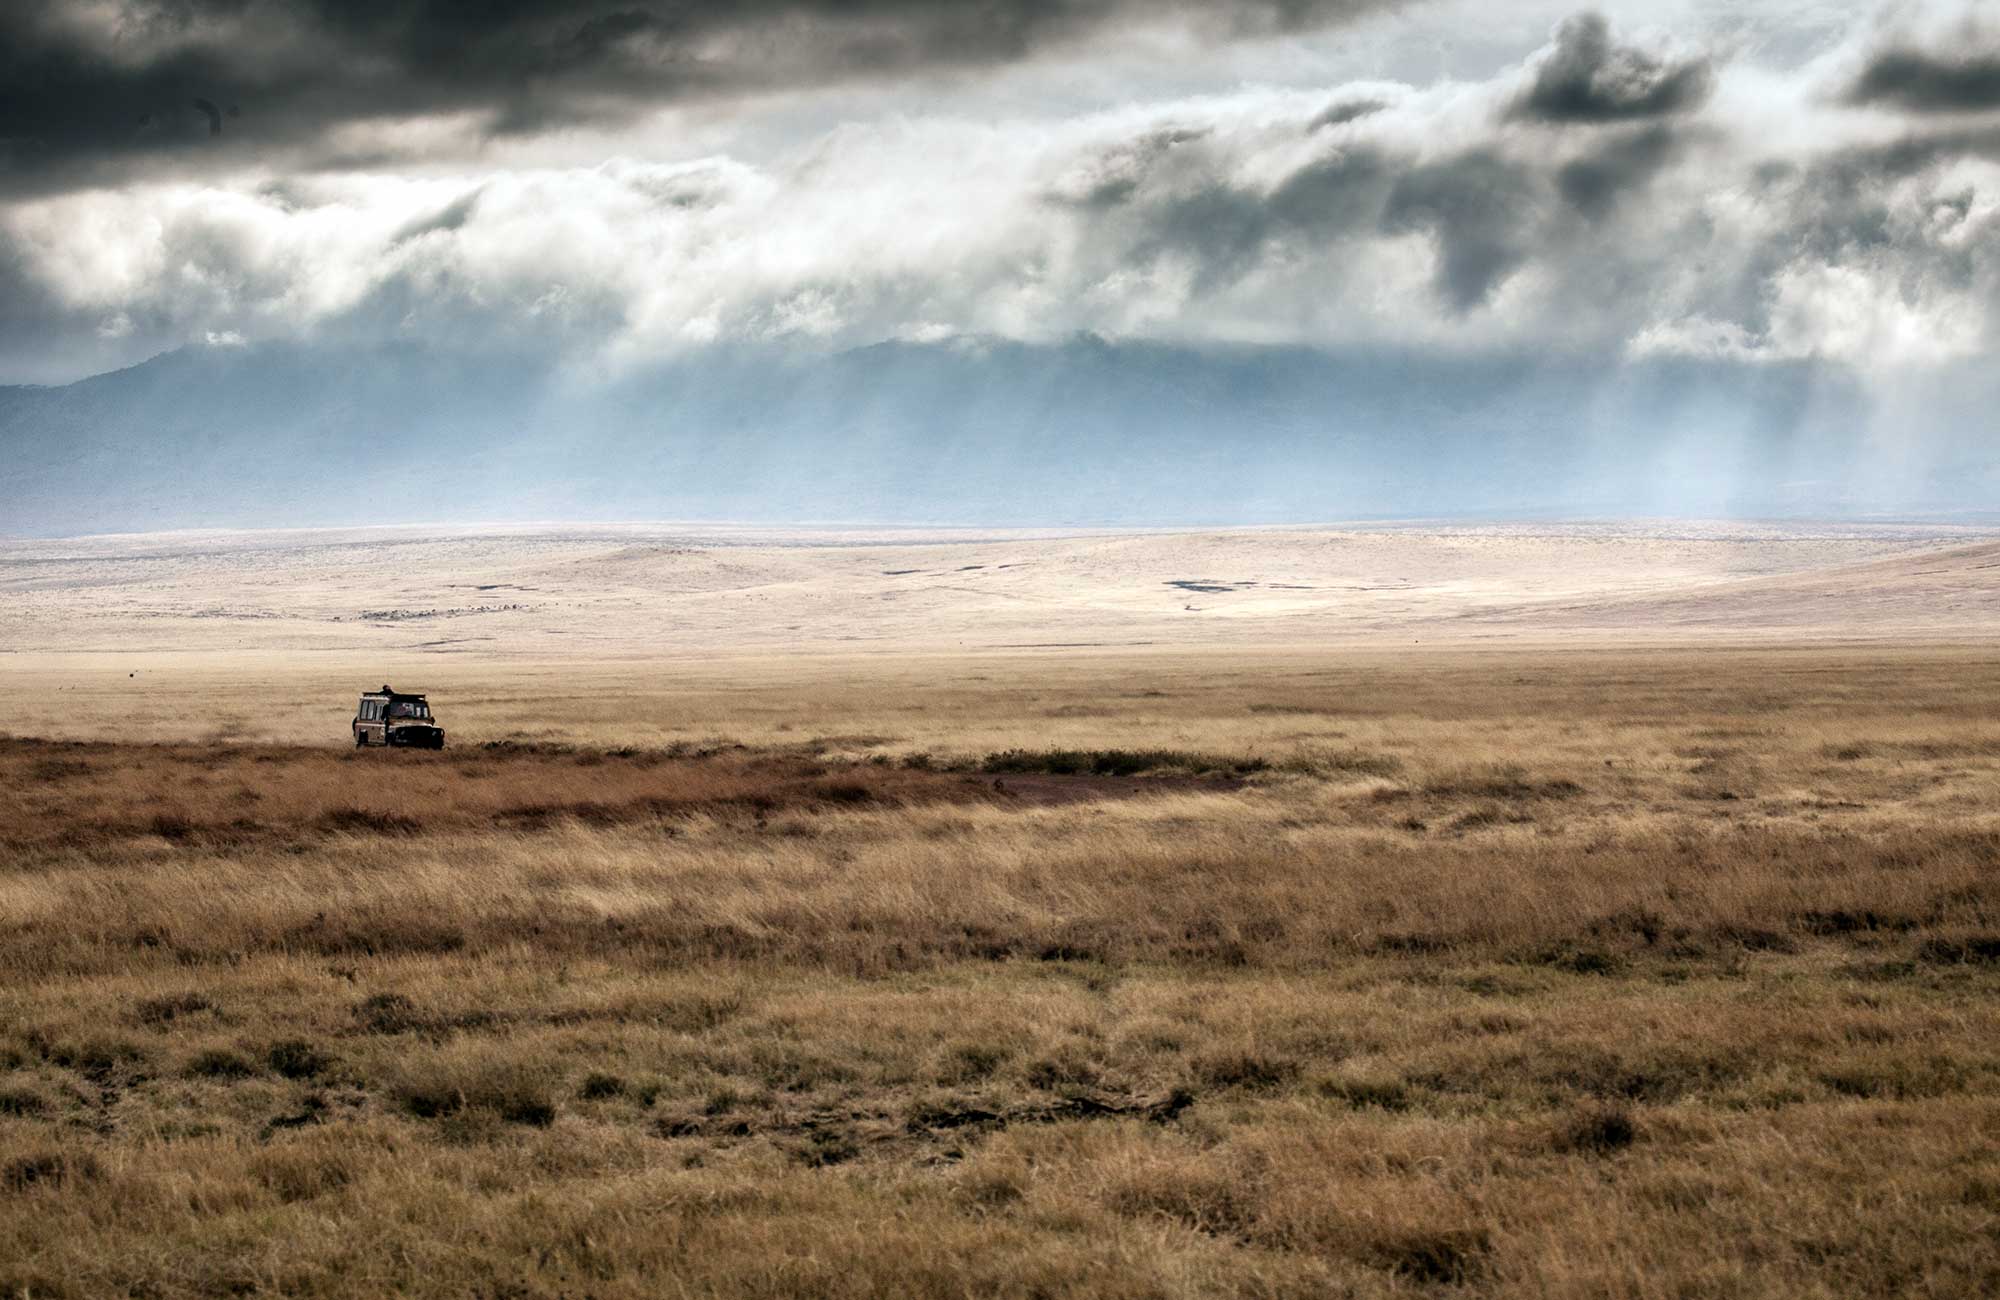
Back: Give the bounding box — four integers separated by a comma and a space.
3, 648, 1999, 1297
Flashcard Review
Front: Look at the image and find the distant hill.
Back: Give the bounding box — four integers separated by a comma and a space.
2, 336, 1993, 536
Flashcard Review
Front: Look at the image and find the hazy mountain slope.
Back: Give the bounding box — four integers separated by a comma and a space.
1, 336, 1987, 537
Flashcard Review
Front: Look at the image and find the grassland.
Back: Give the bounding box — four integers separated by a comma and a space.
4, 646, 1999, 1298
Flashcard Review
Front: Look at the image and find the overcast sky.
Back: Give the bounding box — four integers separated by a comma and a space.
1, 0, 1997, 389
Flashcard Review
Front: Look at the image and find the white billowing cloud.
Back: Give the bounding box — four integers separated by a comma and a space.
1626, 314, 1770, 363
6, 176, 422, 336
3, 6, 2000, 384
1768, 261, 1987, 369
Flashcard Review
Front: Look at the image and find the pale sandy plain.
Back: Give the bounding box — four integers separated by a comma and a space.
6, 519, 2000, 660
6, 517, 2000, 746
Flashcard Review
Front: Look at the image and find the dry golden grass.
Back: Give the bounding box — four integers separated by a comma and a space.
3, 646, 1999, 1298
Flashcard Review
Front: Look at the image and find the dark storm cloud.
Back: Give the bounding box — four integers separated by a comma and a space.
1048, 126, 1214, 209
0, 0, 1393, 196
1555, 124, 1680, 218
1818, 123, 2000, 183
1756, 128, 1997, 276
1846, 49, 2000, 113
1094, 141, 1396, 294
390, 186, 484, 245
1308, 97, 1388, 130
1510, 12, 1714, 124
1081, 132, 1547, 313
1380, 150, 1542, 309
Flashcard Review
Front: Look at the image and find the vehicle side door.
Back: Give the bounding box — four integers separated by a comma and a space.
358, 697, 387, 744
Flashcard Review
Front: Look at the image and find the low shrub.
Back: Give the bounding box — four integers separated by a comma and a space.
0, 1085, 50, 1117
1190, 1050, 1299, 1093
1422, 763, 1583, 800
132, 993, 218, 1027
266, 1039, 333, 1080
1553, 1105, 1638, 1155
1915, 934, 2000, 965
979, 749, 1266, 777
183, 1048, 258, 1080
392, 1058, 557, 1127
1315, 1075, 1409, 1111
3, 1152, 100, 1194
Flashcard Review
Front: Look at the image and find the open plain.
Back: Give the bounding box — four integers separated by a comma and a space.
4, 523, 2000, 1298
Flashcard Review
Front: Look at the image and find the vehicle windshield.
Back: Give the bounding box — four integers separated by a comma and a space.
387, 700, 430, 719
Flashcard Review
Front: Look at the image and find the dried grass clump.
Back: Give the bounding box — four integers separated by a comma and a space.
386, 1052, 559, 1127
979, 748, 1266, 776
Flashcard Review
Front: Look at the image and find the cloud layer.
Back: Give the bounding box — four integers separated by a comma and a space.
0, 0, 1391, 194
1510, 12, 1714, 124
1, 2, 1998, 396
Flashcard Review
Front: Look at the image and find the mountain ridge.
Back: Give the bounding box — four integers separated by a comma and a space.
2, 336, 1991, 537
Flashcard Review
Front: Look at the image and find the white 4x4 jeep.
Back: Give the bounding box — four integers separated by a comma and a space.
353, 685, 445, 749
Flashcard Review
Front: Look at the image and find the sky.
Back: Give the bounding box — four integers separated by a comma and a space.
1, 1, 1997, 524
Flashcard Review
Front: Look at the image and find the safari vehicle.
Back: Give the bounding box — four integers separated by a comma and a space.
353, 685, 445, 749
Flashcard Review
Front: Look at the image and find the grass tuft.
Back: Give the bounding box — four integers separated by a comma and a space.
0, 1085, 51, 1117
132, 992, 219, 1027
1553, 1105, 1639, 1155
1190, 1050, 1299, 1093
265, 1039, 333, 1080
1915, 934, 2000, 965
3, 1152, 100, 1194
979, 748, 1266, 777
183, 1048, 258, 1080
